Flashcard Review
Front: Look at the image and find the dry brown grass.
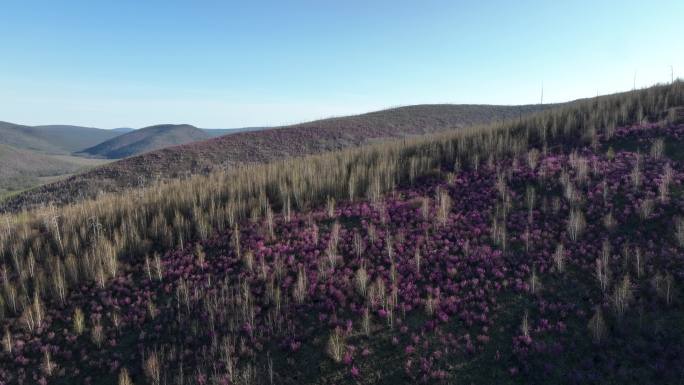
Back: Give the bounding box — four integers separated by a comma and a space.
2, 104, 558, 212
0, 82, 681, 322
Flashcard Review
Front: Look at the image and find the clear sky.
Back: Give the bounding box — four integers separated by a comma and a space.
1, 0, 682, 129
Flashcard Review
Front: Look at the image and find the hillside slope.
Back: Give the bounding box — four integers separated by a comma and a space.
111, 127, 136, 134
0, 83, 682, 385
2, 104, 555, 211
0, 121, 125, 154
0, 144, 109, 195
32, 124, 127, 153
79, 124, 212, 158
202, 126, 270, 137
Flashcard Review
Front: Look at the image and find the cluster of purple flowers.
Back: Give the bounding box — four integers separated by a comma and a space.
1, 122, 683, 384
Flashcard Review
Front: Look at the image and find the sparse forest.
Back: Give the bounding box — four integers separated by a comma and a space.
1, 82, 684, 384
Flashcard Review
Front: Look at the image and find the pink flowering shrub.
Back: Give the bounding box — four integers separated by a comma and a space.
0, 121, 684, 384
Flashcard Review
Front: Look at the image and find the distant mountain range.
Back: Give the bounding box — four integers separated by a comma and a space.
0, 121, 125, 154
0, 120, 268, 157
111, 127, 136, 134
79, 125, 271, 158
0, 121, 269, 197
78, 124, 212, 158
203, 127, 270, 137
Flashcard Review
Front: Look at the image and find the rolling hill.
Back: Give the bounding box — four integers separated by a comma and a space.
0, 83, 682, 385
0, 121, 263, 199
79, 124, 212, 158
0, 143, 109, 196
0, 121, 126, 154
1, 103, 556, 211
202, 126, 270, 137
111, 127, 136, 134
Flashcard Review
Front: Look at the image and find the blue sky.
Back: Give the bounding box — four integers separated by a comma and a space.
0, 0, 682, 128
